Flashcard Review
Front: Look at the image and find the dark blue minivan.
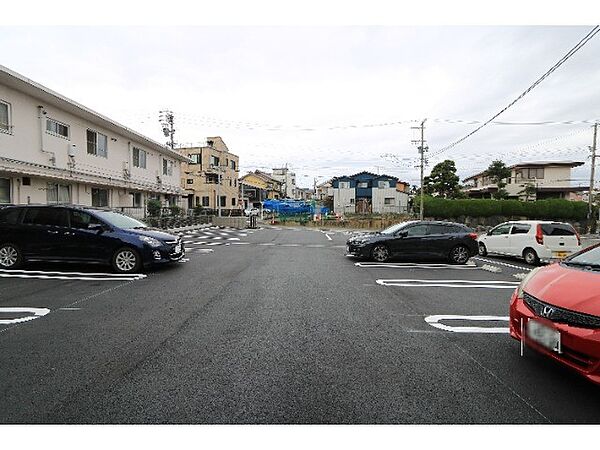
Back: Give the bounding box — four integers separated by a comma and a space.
0, 205, 184, 273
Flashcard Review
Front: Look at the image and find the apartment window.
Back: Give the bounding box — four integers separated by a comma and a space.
349, 198, 355, 204
220, 196, 226, 207
0, 178, 10, 203
202, 196, 209, 207
229, 179, 232, 187
189, 153, 202, 164
234, 179, 237, 187
231, 197, 236, 206
132, 192, 142, 207
46, 118, 69, 139
338, 181, 350, 189
87, 129, 108, 157
378, 180, 390, 189
357, 182, 368, 188
162, 159, 174, 176
167, 195, 177, 207
132, 147, 147, 169
47, 183, 71, 204
231, 160, 236, 170
195, 196, 200, 207
186, 179, 194, 184
91, 188, 109, 207
384, 197, 395, 205
210, 155, 220, 167
0, 100, 11, 133
206, 174, 219, 184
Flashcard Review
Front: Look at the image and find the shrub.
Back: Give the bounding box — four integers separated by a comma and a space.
147, 199, 162, 217
418, 196, 588, 221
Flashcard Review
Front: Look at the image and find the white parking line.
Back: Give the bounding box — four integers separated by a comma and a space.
0, 307, 51, 325
355, 262, 478, 270
424, 315, 509, 333
376, 279, 520, 289
0, 268, 146, 278
473, 257, 532, 272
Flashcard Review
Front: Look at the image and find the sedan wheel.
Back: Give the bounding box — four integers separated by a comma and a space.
112, 248, 140, 274
372, 245, 390, 263
0, 244, 22, 269
450, 245, 470, 264
478, 243, 487, 256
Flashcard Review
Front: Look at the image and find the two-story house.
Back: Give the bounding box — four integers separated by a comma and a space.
178, 137, 240, 212
0, 65, 187, 214
331, 171, 409, 214
463, 161, 587, 200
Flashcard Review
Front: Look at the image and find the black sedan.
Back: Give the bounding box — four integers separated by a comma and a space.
346, 220, 479, 264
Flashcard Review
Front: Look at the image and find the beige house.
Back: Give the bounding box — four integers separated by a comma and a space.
0, 65, 187, 213
463, 161, 588, 200
178, 137, 240, 212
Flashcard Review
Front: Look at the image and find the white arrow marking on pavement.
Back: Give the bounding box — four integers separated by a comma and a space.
376, 279, 520, 289
0, 307, 51, 325
424, 315, 509, 333
231, 242, 250, 245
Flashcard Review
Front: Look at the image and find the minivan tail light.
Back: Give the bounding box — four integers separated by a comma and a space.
535, 224, 544, 245
468, 232, 478, 240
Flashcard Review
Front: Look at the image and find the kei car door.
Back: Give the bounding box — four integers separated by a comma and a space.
483, 223, 512, 255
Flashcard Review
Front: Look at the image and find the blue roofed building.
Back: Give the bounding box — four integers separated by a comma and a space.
331, 171, 409, 215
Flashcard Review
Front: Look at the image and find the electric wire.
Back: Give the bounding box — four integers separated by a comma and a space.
430, 25, 600, 158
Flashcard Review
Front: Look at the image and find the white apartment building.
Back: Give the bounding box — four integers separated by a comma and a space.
271, 167, 297, 199
0, 65, 187, 211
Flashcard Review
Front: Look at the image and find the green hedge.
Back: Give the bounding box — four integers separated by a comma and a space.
417, 196, 589, 221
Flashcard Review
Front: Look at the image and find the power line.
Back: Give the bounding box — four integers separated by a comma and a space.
430, 25, 600, 158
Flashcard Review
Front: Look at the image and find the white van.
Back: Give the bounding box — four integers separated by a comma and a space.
477, 220, 581, 265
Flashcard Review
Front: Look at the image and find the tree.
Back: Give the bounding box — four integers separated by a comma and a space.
423, 160, 461, 199
518, 182, 537, 202
486, 160, 512, 200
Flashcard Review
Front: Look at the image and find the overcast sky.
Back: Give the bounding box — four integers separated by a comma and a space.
2, 25, 599, 188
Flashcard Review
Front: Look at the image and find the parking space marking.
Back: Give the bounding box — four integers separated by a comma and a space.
355, 262, 478, 270
473, 257, 532, 272
0, 307, 51, 325
376, 279, 520, 289
424, 315, 509, 333
0, 269, 146, 282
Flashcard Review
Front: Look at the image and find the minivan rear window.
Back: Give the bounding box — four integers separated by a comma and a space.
541, 223, 576, 236
22, 208, 68, 227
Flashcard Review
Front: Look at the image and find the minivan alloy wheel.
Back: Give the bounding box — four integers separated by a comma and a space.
115, 249, 138, 273
0, 245, 19, 268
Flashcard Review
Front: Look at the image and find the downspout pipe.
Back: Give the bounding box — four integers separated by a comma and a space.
38, 106, 56, 166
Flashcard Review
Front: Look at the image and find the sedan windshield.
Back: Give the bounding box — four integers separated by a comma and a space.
564, 245, 600, 268
91, 210, 149, 229
380, 221, 416, 235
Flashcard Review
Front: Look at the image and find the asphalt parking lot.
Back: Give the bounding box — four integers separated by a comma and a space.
1, 225, 600, 423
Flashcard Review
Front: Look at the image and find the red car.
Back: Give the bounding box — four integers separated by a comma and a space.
510, 243, 600, 384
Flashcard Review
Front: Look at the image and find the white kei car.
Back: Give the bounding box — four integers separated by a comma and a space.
477, 220, 582, 265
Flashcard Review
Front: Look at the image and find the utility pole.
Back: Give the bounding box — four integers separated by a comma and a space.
588, 122, 598, 228
411, 119, 428, 220
159, 110, 176, 149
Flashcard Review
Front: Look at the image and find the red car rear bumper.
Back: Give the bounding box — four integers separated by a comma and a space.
509, 289, 600, 385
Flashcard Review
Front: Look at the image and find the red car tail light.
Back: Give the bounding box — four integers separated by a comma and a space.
535, 224, 544, 245
468, 232, 478, 240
